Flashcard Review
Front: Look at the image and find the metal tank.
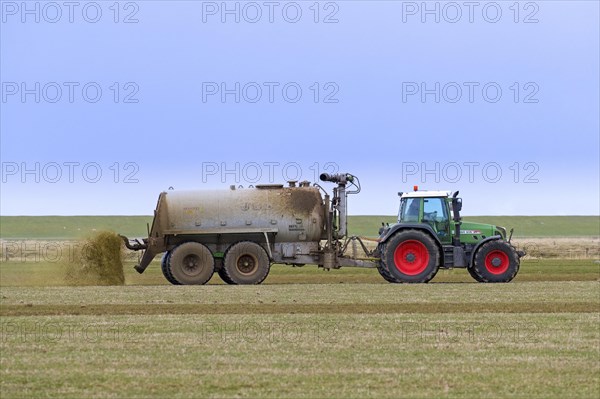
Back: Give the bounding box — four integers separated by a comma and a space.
163, 184, 326, 243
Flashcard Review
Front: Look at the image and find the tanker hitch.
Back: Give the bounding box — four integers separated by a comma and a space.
340, 236, 377, 259
321, 235, 380, 270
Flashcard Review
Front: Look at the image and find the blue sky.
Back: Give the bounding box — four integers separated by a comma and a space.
1, 1, 598, 215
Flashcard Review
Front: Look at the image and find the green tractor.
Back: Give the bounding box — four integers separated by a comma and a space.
376, 187, 525, 283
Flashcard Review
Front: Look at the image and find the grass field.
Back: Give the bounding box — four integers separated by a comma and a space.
1, 281, 599, 398
1, 215, 599, 239
0, 216, 153, 239
1, 259, 599, 287
1, 217, 599, 398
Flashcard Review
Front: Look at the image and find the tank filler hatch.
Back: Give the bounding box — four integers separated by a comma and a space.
255, 184, 284, 189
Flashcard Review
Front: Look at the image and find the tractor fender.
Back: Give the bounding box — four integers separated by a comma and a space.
378, 224, 443, 254
469, 235, 503, 266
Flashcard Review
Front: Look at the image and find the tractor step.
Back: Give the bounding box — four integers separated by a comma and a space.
443, 246, 454, 268
442, 245, 468, 268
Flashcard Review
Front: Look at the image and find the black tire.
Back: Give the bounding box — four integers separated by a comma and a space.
379, 229, 440, 283
377, 263, 401, 283
222, 241, 270, 285
161, 251, 180, 285
168, 242, 215, 285
466, 262, 485, 282
217, 266, 235, 285
470, 240, 520, 283
375, 244, 401, 283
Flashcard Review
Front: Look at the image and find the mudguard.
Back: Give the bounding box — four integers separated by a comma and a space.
469, 235, 503, 266
379, 223, 442, 246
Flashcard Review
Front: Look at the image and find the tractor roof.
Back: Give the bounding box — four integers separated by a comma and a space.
400, 190, 451, 199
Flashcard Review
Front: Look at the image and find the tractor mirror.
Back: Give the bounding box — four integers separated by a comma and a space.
452, 198, 462, 212
455, 198, 462, 211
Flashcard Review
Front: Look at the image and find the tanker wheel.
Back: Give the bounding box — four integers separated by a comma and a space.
470, 240, 519, 283
168, 242, 215, 285
161, 251, 181, 285
222, 241, 270, 285
217, 265, 235, 285
381, 230, 439, 283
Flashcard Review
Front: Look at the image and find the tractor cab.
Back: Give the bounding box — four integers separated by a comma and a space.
398, 188, 455, 244
396, 187, 504, 246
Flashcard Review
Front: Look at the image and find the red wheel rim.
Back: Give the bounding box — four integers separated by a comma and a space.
393, 240, 429, 275
484, 250, 509, 275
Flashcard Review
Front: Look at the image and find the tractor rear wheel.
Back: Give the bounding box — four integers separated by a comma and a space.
376, 244, 401, 283
380, 230, 440, 283
168, 242, 215, 285
161, 251, 180, 285
222, 241, 271, 285
470, 240, 520, 283
376, 263, 401, 283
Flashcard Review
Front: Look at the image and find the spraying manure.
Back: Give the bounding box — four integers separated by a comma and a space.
63, 231, 125, 285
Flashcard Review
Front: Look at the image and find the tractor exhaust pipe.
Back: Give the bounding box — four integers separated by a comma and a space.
452, 191, 462, 246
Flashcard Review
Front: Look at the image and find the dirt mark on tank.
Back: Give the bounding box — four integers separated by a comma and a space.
283, 188, 323, 215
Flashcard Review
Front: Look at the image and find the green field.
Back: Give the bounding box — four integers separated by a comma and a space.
0, 216, 153, 239
1, 259, 599, 287
1, 259, 599, 397
1, 215, 599, 239
1, 217, 599, 398
1, 281, 599, 398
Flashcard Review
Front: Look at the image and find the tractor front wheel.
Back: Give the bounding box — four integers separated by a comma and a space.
470, 240, 520, 283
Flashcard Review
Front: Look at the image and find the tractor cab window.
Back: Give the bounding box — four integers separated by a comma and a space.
423, 197, 450, 237
399, 198, 421, 222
